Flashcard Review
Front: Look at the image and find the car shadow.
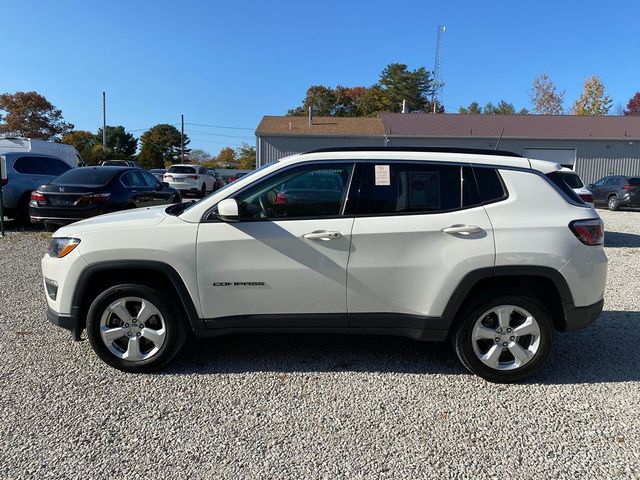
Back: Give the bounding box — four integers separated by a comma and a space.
0, 219, 47, 233
165, 310, 640, 384
605, 231, 640, 248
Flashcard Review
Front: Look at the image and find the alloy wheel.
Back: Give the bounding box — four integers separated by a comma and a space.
471, 305, 541, 371
99, 296, 167, 362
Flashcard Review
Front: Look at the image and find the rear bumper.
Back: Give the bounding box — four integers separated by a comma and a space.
560, 298, 604, 332
30, 206, 106, 224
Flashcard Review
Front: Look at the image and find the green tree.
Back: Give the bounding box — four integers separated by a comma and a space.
216, 146, 236, 167
357, 85, 392, 116
287, 85, 337, 116
0, 91, 73, 140
483, 100, 526, 115
236, 143, 256, 170
334, 86, 367, 116
378, 63, 434, 112
139, 124, 190, 165
94, 126, 137, 159
62, 130, 97, 164
572, 75, 612, 115
137, 142, 164, 169
458, 102, 483, 114
530, 73, 565, 115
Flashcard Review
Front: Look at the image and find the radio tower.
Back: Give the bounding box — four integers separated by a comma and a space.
432, 25, 446, 113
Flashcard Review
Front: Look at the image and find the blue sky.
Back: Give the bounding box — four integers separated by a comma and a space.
4, 0, 639, 154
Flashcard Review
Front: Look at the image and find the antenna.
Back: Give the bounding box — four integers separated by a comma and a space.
432, 25, 445, 113
495, 128, 505, 150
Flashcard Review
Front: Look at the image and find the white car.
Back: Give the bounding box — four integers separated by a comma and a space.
557, 168, 594, 207
41, 147, 607, 382
163, 164, 214, 197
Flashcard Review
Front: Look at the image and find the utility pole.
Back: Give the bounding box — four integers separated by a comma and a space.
102, 92, 107, 149
181, 114, 185, 163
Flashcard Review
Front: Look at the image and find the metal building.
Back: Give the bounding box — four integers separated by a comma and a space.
256, 113, 640, 183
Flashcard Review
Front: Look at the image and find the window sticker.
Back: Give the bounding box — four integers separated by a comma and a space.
410, 171, 441, 209
374, 165, 391, 186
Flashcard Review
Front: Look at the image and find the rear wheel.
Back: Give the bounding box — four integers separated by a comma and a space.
14, 196, 31, 226
608, 195, 620, 211
86, 284, 187, 372
454, 291, 554, 383
199, 184, 206, 198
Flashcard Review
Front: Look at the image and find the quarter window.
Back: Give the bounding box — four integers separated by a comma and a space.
234, 163, 353, 220
473, 167, 507, 203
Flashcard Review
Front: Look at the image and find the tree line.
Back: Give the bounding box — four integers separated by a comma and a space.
0, 91, 255, 169
287, 64, 640, 117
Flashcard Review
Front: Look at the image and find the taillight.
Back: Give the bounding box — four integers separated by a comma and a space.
187, 175, 199, 180
623, 184, 638, 190
569, 219, 604, 246
31, 191, 45, 203
79, 193, 111, 203
579, 193, 593, 203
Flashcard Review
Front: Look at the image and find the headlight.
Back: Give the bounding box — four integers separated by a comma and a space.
48, 237, 81, 258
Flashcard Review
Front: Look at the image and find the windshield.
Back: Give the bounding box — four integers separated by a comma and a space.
558, 171, 584, 188
167, 166, 196, 174
51, 168, 118, 186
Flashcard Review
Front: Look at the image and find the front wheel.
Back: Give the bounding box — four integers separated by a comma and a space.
454, 292, 554, 383
86, 284, 187, 372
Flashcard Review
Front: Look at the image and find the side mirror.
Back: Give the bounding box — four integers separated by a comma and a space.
588, 183, 595, 189
160, 182, 169, 189
216, 198, 239, 222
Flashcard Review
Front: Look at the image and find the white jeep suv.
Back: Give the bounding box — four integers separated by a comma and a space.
41, 148, 607, 382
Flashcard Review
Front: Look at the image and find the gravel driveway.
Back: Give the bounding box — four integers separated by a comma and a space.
0, 210, 638, 479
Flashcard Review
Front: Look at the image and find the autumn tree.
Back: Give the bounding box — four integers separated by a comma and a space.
530, 74, 565, 115
334, 86, 367, 116
287, 86, 337, 116
188, 149, 212, 164
139, 124, 189, 166
573, 75, 612, 115
458, 102, 483, 114
0, 91, 73, 140
62, 130, 96, 164
236, 143, 256, 170
624, 92, 640, 116
216, 147, 236, 167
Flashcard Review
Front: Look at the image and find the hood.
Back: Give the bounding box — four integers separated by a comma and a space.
55, 205, 169, 237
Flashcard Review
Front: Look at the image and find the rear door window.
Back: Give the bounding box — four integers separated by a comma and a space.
13, 156, 70, 176
121, 171, 147, 188
351, 163, 467, 215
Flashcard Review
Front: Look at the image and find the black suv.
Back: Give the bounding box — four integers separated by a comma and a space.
588, 175, 640, 210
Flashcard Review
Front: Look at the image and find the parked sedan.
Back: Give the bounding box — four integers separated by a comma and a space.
588, 175, 640, 210
29, 166, 181, 229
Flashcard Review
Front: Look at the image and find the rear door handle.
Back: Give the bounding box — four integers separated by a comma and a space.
441, 224, 484, 235
303, 231, 342, 241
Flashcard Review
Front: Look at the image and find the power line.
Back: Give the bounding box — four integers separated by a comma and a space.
184, 122, 254, 131
185, 129, 254, 140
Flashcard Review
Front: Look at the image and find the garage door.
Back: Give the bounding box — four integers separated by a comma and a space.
524, 148, 576, 168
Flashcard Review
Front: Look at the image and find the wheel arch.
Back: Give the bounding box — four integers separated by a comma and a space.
442, 266, 573, 334
71, 260, 202, 338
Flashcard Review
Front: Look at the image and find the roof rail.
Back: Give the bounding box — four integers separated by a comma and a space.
304, 146, 523, 158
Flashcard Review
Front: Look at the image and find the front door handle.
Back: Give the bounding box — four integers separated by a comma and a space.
441, 224, 484, 235
303, 231, 342, 241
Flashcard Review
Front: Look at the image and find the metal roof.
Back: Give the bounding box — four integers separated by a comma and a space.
256, 115, 384, 137
381, 113, 640, 140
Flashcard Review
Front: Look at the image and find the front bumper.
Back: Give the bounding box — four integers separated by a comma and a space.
47, 305, 82, 340
559, 298, 604, 332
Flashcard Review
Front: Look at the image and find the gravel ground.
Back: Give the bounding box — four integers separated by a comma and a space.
0, 210, 639, 479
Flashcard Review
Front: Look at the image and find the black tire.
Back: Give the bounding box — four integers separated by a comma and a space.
14, 196, 31, 226
608, 195, 620, 211
454, 290, 554, 383
199, 184, 206, 198
86, 284, 187, 372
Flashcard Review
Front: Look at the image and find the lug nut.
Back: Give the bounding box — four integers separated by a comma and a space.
510, 336, 515, 341
496, 328, 502, 334
503, 342, 508, 347
125, 323, 130, 328
136, 332, 141, 337
506, 328, 512, 333
127, 332, 132, 336
132, 319, 137, 324
495, 337, 500, 343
